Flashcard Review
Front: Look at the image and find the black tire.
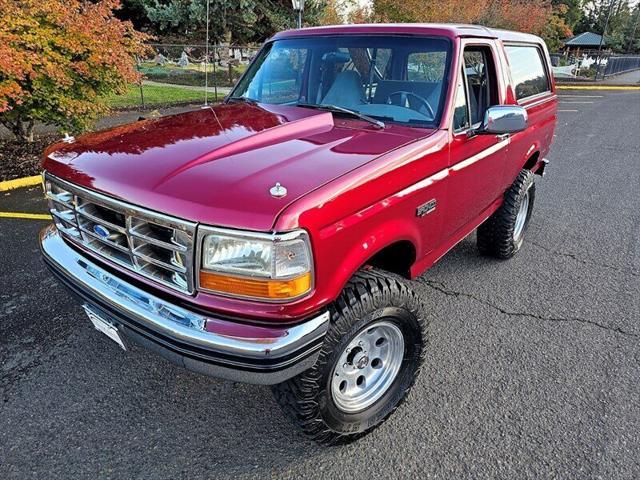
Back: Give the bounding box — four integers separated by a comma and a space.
272, 268, 427, 445
477, 169, 536, 259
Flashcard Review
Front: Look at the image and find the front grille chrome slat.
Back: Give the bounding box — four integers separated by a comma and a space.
50, 208, 76, 224
129, 223, 188, 253
45, 175, 196, 294
133, 251, 188, 274
80, 226, 131, 253
46, 194, 74, 211
76, 206, 127, 234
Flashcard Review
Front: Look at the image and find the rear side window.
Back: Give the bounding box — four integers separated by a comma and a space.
504, 45, 550, 100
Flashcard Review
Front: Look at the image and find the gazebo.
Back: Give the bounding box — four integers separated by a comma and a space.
563, 32, 606, 56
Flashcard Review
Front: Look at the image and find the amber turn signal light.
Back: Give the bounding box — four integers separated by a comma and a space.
199, 271, 312, 300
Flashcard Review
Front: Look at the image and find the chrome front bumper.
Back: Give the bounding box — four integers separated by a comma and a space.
39, 225, 329, 384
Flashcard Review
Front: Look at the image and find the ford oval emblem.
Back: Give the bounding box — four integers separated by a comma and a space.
93, 224, 111, 239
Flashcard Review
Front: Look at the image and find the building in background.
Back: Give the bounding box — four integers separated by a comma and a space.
562, 32, 607, 57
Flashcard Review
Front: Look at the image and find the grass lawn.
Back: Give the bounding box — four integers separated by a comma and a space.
106, 84, 222, 108
138, 62, 247, 87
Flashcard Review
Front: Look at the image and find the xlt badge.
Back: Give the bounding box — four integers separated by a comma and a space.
416, 199, 437, 217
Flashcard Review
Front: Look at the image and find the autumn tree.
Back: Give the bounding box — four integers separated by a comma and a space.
320, 0, 345, 25
373, 0, 557, 37
544, 4, 575, 51
373, 0, 491, 26
347, 2, 373, 24
0, 0, 149, 142
320, 0, 372, 25
552, 0, 584, 30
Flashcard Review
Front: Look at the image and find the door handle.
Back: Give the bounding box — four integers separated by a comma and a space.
496, 133, 510, 141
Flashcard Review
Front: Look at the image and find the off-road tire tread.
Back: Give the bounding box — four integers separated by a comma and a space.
477, 169, 535, 259
272, 268, 427, 445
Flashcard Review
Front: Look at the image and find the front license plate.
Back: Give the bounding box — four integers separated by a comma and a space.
83, 304, 127, 351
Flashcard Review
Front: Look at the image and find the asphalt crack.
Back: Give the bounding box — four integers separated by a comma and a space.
529, 240, 639, 278
422, 279, 639, 339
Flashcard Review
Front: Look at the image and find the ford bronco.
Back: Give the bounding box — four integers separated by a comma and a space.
40, 24, 556, 444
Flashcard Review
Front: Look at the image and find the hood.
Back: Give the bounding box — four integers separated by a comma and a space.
44, 103, 434, 231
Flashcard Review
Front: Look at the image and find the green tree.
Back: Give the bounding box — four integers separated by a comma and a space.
576, 0, 640, 52
142, 0, 327, 43
115, 0, 152, 30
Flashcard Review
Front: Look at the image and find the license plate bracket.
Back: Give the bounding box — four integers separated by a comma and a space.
83, 304, 127, 351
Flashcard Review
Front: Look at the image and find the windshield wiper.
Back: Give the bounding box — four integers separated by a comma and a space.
226, 96, 258, 105
296, 103, 385, 129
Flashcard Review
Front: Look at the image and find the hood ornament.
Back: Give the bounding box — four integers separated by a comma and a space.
269, 182, 287, 198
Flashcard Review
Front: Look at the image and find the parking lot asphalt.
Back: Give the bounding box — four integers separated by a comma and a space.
1, 90, 639, 479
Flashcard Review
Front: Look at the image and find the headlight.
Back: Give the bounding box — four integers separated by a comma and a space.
198, 227, 313, 301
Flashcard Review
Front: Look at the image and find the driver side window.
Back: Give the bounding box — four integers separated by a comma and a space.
453, 67, 470, 132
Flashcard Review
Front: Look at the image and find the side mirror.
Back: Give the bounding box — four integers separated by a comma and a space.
480, 105, 528, 134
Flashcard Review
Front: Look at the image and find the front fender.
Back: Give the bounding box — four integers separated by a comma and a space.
273, 130, 449, 315
315, 216, 423, 302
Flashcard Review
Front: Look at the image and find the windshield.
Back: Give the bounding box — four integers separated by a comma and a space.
231, 35, 452, 127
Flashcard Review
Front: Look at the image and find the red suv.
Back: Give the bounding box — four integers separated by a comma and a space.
40, 24, 556, 443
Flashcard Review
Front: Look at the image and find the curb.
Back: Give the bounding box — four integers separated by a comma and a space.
109, 100, 205, 113
0, 175, 42, 192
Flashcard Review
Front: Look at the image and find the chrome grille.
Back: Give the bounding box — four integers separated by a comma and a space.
45, 174, 196, 293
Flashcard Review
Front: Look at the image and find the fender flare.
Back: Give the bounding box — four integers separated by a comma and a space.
319, 217, 422, 302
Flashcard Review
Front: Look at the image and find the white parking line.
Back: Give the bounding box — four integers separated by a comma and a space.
558, 95, 604, 98
558, 109, 579, 112
559, 101, 595, 104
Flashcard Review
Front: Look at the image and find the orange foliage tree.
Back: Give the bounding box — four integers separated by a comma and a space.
372, 0, 555, 37
320, 0, 373, 26
543, 4, 574, 51
0, 0, 149, 141
321, 0, 345, 25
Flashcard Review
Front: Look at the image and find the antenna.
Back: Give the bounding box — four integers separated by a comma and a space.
204, 0, 210, 106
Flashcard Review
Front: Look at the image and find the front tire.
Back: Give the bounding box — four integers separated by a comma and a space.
272, 268, 427, 445
477, 169, 536, 259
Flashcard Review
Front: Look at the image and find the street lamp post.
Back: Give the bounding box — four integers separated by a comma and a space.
595, 0, 617, 80
291, 0, 305, 29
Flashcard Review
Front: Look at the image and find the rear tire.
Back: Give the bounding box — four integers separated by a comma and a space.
272, 268, 427, 445
477, 169, 535, 259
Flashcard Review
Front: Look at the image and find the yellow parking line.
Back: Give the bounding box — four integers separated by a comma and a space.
0, 175, 42, 192
0, 212, 51, 220
557, 85, 640, 90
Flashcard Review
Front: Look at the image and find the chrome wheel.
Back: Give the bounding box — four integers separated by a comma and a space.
331, 321, 404, 413
513, 190, 530, 241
